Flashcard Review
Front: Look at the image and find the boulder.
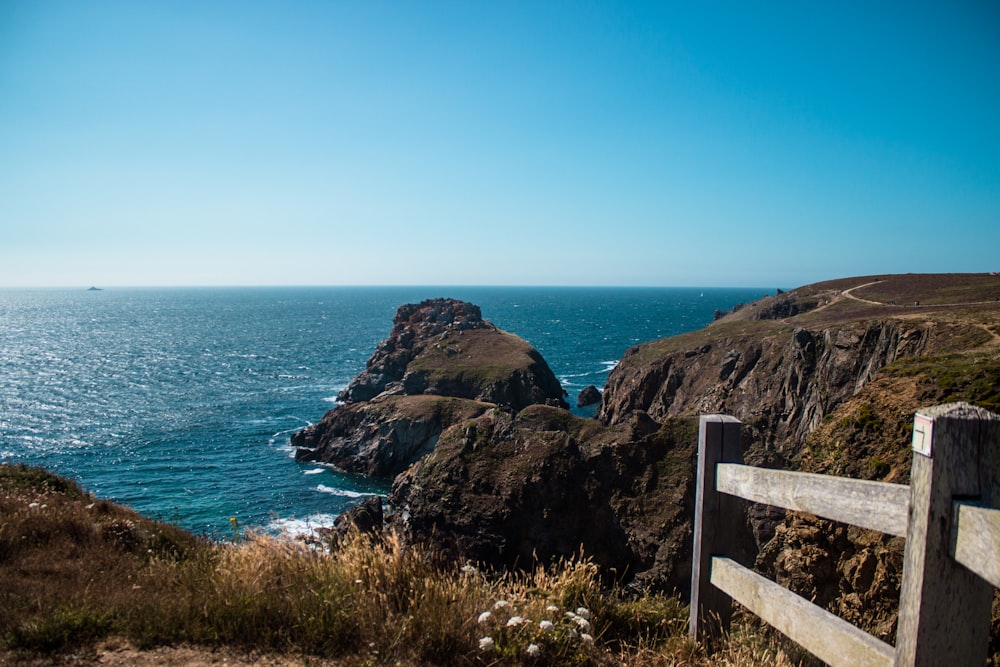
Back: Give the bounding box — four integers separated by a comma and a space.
576, 385, 601, 407
332, 495, 384, 537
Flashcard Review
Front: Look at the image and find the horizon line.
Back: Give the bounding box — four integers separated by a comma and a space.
0, 283, 785, 291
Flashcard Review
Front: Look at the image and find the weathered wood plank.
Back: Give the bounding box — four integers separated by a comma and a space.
895, 403, 999, 667
716, 463, 910, 536
689, 415, 743, 643
710, 557, 894, 667
952, 502, 1000, 589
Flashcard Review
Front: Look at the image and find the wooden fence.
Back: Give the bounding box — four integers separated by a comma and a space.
689, 402, 1000, 667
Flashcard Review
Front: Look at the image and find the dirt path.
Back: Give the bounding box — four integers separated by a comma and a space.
778, 280, 886, 324
975, 323, 1000, 347
840, 280, 887, 305
2, 640, 349, 667
838, 280, 1000, 350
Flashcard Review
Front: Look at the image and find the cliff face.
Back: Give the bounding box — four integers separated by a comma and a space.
599, 319, 932, 464
388, 406, 760, 594
582, 274, 1000, 641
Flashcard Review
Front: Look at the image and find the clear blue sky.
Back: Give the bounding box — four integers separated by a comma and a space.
2, 1, 998, 288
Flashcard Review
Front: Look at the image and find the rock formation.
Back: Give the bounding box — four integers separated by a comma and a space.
293, 298, 568, 477
387, 406, 752, 593
576, 384, 601, 407
598, 318, 932, 467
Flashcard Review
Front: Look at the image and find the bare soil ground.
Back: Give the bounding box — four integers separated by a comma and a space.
2, 639, 348, 667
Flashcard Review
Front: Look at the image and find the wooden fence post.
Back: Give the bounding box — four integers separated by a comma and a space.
689, 414, 743, 644
894, 402, 1000, 667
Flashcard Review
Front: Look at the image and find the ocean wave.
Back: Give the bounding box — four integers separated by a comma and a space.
302, 468, 325, 475
270, 422, 310, 439
267, 513, 337, 540
560, 371, 601, 380
558, 360, 620, 386
316, 484, 375, 498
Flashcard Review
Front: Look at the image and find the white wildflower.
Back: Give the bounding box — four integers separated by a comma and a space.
493, 599, 510, 610
478, 636, 495, 651
461, 564, 479, 575
506, 615, 526, 627
581, 633, 594, 644
564, 611, 592, 631
526, 643, 541, 657
539, 620, 554, 631
546, 604, 559, 613
28, 502, 39, 509
575, 606, 591, 620
477, 611, 493, 624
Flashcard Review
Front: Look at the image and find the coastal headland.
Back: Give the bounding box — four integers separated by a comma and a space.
294, 274, 1000, 647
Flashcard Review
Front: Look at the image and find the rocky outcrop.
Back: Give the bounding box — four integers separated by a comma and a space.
293, 299, 568, 478
331, 495, 384, 538
293, 395, 494, 477
337, 298, 566, 410
388, 406, 755, 593
577, 385, 601, 407
337, 299, 488, 403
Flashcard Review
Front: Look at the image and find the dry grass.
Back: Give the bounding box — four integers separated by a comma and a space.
0, 463, 806, 666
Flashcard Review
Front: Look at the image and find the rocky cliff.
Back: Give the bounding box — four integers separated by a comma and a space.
598, 275, 998, 465
387, 407, 752, 593
587, 273, 1000, 643
292, 298, 568, 477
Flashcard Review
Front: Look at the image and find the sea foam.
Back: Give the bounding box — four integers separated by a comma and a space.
316, 484, 373, 498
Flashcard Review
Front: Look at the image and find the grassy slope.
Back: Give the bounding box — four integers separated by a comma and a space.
0, 464, 812, 666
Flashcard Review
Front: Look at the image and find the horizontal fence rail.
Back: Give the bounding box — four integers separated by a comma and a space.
710, 556, 895, 667
715, 463, 910, 537
689, 404, 1000, 667
952, 503, 1000, 589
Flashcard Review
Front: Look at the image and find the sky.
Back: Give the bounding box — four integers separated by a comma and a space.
1, 1, 998, 288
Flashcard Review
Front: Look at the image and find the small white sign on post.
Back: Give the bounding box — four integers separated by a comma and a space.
912, 413, 934, 457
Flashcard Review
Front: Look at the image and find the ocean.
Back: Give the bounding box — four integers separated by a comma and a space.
0, 286, 769, 538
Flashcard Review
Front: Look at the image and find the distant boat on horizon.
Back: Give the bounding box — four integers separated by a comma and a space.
87, 286, 103, 291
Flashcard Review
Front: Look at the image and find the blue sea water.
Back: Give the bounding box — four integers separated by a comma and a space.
0, 286, 768, 538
